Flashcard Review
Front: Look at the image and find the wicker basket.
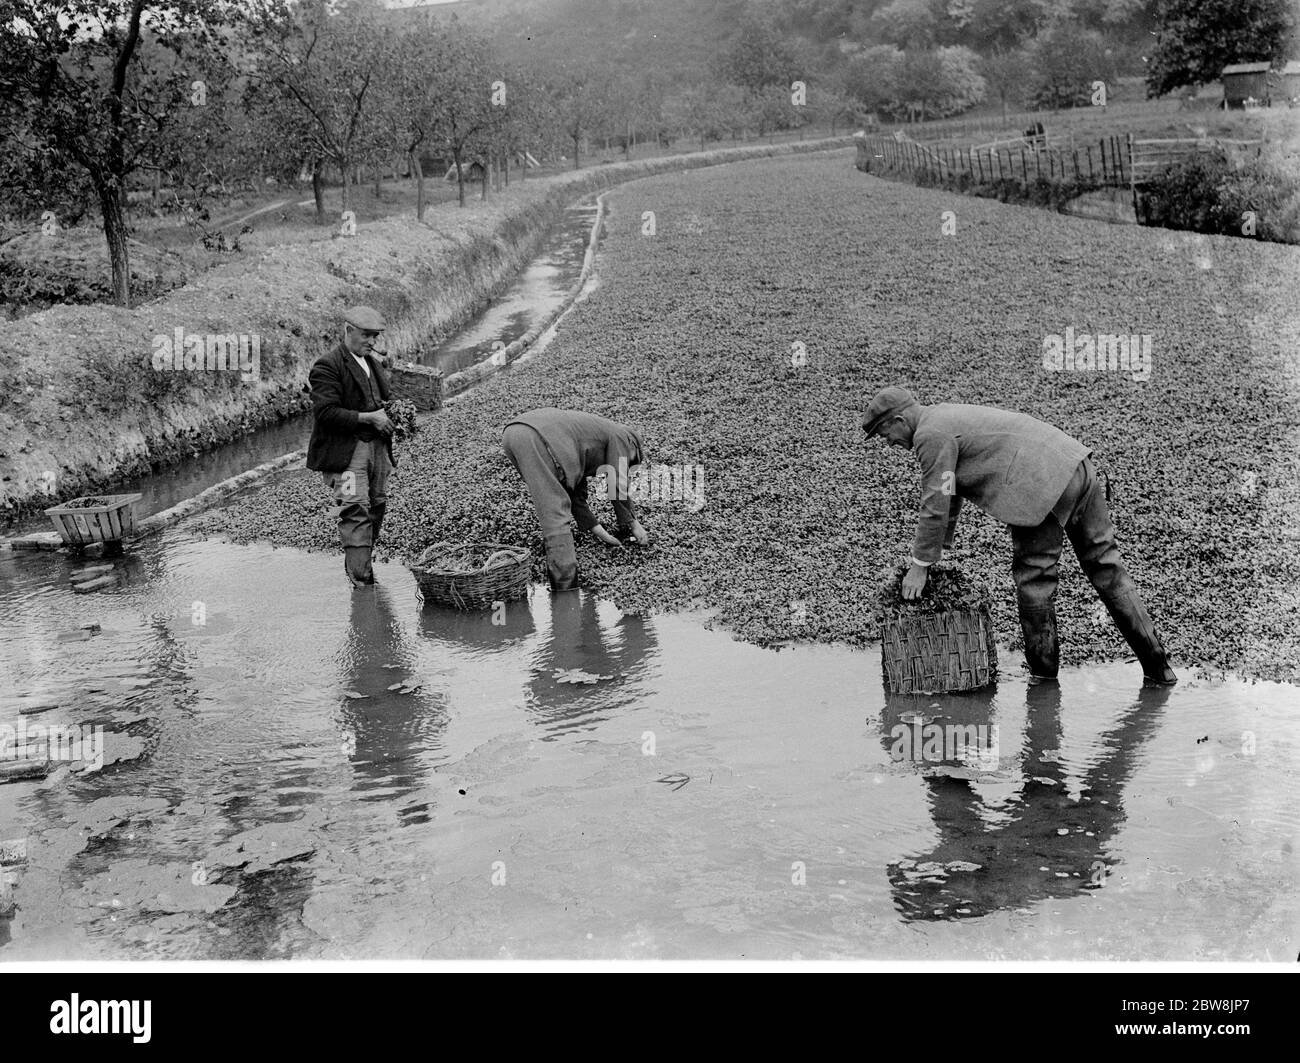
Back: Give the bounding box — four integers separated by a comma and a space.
409, 542, 532, 610
44, 493, 143, 546
881, 605, 997, 694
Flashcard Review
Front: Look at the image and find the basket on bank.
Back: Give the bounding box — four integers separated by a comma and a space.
878, 562, 997, 694
409, 542, 531, 610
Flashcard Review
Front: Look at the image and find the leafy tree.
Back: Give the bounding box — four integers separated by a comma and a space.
725, 16, 796, 96
1144, 0, 1296, 96
1029, 18, 1117, 109
243, 0, 394, 217
843, 44, 904, 118
871, 0, 940, 50
0, 0, 232, 305
980, 46, 1030, 122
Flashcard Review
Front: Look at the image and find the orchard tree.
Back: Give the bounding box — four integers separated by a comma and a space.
243, 0, 393, 217
0, 0, 233, 306
1144, 0, 1296, 96
980, 46, 1029, 123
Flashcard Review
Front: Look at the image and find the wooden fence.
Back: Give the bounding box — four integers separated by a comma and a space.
859, 132, 1131, 186
859, 132, 1266, 190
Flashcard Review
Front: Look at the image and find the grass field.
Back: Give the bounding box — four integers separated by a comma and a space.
192, 150, 1300, 683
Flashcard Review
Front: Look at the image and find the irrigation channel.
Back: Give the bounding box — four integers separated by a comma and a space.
0, 196, 1297, 961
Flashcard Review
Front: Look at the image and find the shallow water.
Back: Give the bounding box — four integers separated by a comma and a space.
1, 532, 1295, 960
418, 201, 600, 377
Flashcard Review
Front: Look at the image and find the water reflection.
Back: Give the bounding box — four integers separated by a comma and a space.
524, 591, 657, 740
338, 583, 448, 826
878, 680, 1171, 921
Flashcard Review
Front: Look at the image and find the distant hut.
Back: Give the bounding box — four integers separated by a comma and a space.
444, 159, 486, 183
1280, 60, 1300, 105
1222, 62, 1272, 108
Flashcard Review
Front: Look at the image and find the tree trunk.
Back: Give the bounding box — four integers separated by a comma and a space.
480, 157, 488, 201
572, 133, 581, 170
504, 150, 510, 187
412, 151, 426, 222
98, 178, 132, 308
373, 162, 381, 198
624, 121, 631, 159
340, 161, 352, 214
312, 158, 326, 223
454, 152, 466, 207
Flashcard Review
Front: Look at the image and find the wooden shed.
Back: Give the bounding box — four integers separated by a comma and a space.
1280, 60, 1300, 105
1222, 62, 1272, 108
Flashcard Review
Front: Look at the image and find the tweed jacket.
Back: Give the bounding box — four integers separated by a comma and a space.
911, 403, 1091, 562
306, 341, 397, 473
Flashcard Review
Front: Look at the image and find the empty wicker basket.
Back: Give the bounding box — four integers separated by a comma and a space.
409, 542, 531, 610
881, 605, 997, 694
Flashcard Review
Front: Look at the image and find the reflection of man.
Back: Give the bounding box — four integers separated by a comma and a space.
307, 306, 397, 587
502, 408, 649, 591
340, 581, 446, 827
878, 681, 1173, 922
525, 591, 657, 738
862, 386, 1175, 685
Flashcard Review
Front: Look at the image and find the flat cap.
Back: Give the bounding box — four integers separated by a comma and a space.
861, 386, 917, 437
343, 305, 386, 331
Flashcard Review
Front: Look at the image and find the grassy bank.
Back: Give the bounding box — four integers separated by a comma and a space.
0, 136, 853, 524
190, 152, 1300, 682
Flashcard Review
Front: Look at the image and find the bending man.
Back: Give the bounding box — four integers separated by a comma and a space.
503, 408, 649, 590
862, 386, 1176, 685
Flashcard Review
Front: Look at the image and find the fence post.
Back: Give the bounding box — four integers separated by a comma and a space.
1035, 149, 1041, 180
976, 150, 984, 182
1021, 148, 1028, 182
1073, 149, 1080, 182
1086, 145, 1094, 181
1100, 138, 1108, 182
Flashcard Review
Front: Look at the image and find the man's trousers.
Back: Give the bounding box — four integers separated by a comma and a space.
1009, 458, 1172, 680
321, 438, 392, 584
503, 423, 579, 590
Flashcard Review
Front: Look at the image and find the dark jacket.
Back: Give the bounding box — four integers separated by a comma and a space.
911, 403, 1091, 562
306, 341, 397, 472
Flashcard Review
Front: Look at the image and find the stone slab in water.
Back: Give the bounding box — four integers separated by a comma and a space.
6, 532, 64, 551
72, 575, 116, 594
0, 759, 51, 784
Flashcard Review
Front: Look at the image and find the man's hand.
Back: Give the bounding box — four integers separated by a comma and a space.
626, 520, 650, 546
362, 410, 394, 436
901, 562, 929, 600
591, 525, 622, 547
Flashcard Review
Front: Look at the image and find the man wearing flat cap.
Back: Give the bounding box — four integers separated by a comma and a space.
863, 386, 1176, 685
307, 305, 397, 587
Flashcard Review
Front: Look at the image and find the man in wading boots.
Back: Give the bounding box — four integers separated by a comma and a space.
307, 306, 397, 587
503, 408, 649, 591
862, 386, 1176, 685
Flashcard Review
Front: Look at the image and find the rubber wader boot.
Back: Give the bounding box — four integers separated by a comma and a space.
370, 503, 386, 552
1102, 589, 1177, 685
344, 547, 374, 586
545, 531, 579, 592
1019, 604, 1060, 680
